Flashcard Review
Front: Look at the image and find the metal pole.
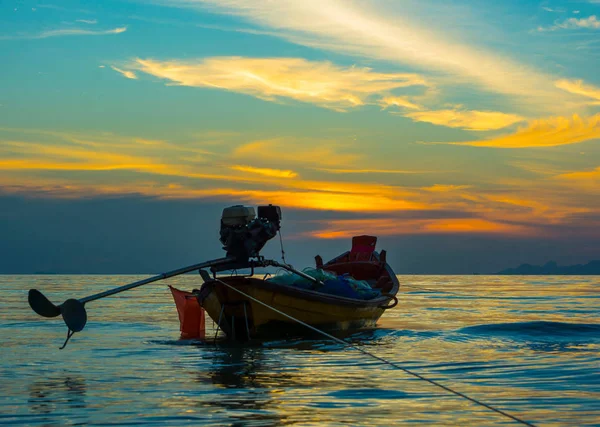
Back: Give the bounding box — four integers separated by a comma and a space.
80, 257, 235, 304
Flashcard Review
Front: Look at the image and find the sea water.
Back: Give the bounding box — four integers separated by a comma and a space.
0, 275, 598, 426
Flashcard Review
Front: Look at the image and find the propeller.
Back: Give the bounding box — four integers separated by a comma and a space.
28, 256, 234, 348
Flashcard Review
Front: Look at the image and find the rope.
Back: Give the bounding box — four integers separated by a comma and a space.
214, 278, 537, 427
278, 230, 288, 266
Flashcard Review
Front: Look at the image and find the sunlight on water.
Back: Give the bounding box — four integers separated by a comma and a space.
0, 275, 598, 426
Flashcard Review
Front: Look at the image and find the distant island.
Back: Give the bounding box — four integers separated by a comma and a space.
497, 260, 600, 275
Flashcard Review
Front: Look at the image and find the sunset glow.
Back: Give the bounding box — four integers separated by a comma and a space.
1, 0, 599, 272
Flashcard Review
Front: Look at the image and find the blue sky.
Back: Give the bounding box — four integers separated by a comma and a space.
1, 0, 599, 273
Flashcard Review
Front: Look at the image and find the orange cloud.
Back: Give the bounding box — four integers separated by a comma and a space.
421, 184, 471, 192
310, 218, 532, 239
230, 165, 298, 178
314, 167, 432, 174
444, 114, 600, 147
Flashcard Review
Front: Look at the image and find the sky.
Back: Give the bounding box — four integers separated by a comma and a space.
1, 0, 599, 274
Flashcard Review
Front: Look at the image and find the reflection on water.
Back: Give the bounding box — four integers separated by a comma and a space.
28, 376, 87, 415
0, 275, 598, 426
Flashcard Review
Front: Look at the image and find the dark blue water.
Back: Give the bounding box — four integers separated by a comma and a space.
1, 275, 598, 426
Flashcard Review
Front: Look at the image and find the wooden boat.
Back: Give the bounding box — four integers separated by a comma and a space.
171, 235, 399, 341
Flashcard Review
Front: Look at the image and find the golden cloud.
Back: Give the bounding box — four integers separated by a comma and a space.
405, 109, 524, 131
309, 218, 532, 239
379, 96, 422, 110
444, 114, 600, 147
231, 165, 298, 179
314, 167, 431, 174
555, 79, 600, 103
127, 57, 428, 111
421, 184, 471, 192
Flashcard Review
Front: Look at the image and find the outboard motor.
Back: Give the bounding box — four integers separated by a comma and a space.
219, 204, 281, 260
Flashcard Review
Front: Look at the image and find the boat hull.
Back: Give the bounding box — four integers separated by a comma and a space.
201, 273, 394, 340
174, 237, 400, 341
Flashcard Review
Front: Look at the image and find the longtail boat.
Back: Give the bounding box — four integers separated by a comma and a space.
170, 205, 399, 340
28, 204, 399, 347
170, 234, 399, 340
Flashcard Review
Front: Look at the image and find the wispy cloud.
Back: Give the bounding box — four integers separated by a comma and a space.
232, 138, 360, 167
541, 6, 567, 13
120, 56, 523, 130
75, 19, 98, 24
111, 66, 138, 80
538, 15, 600, 31
555, 79, 600, 103
379, 96, 422, 111
421, 184, 472, 192
0, 26, 126, 40
309, 217, 532, 239
556, 166, 600, 192
439, 114, 600, 148
153, 0, 572, 111
123, 57, 428, 112
314, 167, 432, 174
230, 165, 298, 178
404, 109, 524, 131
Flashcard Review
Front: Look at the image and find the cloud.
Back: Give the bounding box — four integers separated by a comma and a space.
2, 127, 596, 237
0, 26, 126, 40
75, 19, 98, 24
404, 109, 524, 131
309, 217, 532, 239
556, 166, 600, 192
381, 96, 524, 131
124, 57, 428, 111
541, 6, 567, 13
232, 138, 360, 167
230, 165, 298, 178
538, 15, 600, 31
440, 114, 600, 148
124, 56, 523, 130
313, 167, 432, 174
152, 0, 572, 110
555, 79, 600, 103
111, 66, 138, 80
421, 184, 471, 192
379, 96, 422, 110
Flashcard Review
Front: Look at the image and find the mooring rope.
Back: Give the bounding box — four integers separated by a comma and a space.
214, 278, 537, 427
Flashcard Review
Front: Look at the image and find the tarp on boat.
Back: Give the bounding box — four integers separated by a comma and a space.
169, 286, 205, 339
267, 268, 381, 300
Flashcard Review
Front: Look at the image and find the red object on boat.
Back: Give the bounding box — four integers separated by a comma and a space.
349, 235, 377, 261
169, 286, 205, 339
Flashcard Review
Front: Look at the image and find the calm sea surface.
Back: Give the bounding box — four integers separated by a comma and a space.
0, 275, 598, 426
